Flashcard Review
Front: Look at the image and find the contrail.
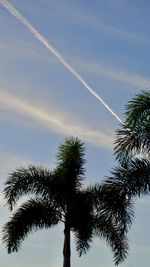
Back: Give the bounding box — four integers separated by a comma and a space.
0, 0, 122, 124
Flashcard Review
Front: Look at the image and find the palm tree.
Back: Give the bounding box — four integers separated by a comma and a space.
103, 90, 150, 217
2, 137, 132, 267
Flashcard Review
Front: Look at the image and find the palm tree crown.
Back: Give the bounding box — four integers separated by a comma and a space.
103, 90, 150, 231
3, 137, 132, 267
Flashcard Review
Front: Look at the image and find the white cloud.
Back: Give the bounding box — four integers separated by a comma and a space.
0, 89, 114, 149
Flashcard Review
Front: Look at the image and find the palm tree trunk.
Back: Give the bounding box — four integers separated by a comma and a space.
63, 225, 71, 267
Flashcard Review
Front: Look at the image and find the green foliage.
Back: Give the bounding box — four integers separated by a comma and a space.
125, 90, 150, 129
114, 90, 150, 163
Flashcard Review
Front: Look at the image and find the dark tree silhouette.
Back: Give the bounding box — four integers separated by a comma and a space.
3, 137, 132, 267
103, 91, 150, 238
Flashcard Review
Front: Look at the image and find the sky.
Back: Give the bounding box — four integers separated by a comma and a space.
0, 0, 150, 266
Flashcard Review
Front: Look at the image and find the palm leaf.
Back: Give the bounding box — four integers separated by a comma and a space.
88, 185, 134, 234
114, 126, 143, 164
90, 184, 133, 264
93, 213, 128, 265
56, 137, 85, 192
3, 198, 60, 253
104, 157, 150, 198
114, 90, 150, 163
125, 90, 150, 129
4, 165, 67, 210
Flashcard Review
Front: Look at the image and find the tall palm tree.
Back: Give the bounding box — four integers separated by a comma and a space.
2, 137, 132, 267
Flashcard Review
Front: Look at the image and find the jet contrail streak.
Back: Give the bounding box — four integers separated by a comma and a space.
0, 0, 122, 124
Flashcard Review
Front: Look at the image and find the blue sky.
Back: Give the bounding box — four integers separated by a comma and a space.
0, 0, 150, 266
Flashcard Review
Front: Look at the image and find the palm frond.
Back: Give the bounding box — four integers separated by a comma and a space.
56, 137, 85, 191
85, 185, 133, 264
104, 157, 150, 198
4, 165, 54, 210
94, 213, 128, 265
114, 126, 143, 164
89, 184, 134, 234
3, 165, 68, 210
3, 198, 61, 253
114, 90, 150, 163
74, 229, 93, 257
114, 125, 150, 164
125, 90, 150, 128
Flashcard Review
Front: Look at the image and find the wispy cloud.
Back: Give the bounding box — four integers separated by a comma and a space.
77, 13, 150, 45
0, 90, 114, 149
36, 0, 150, 46
0, 35, 53, 62
77, 59, 150, 88
0, 34, 149, 89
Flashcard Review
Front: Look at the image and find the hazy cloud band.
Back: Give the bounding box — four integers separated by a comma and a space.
0, 90, 114, 149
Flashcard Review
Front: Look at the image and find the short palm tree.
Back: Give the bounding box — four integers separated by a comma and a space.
3, 137, 132, 267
